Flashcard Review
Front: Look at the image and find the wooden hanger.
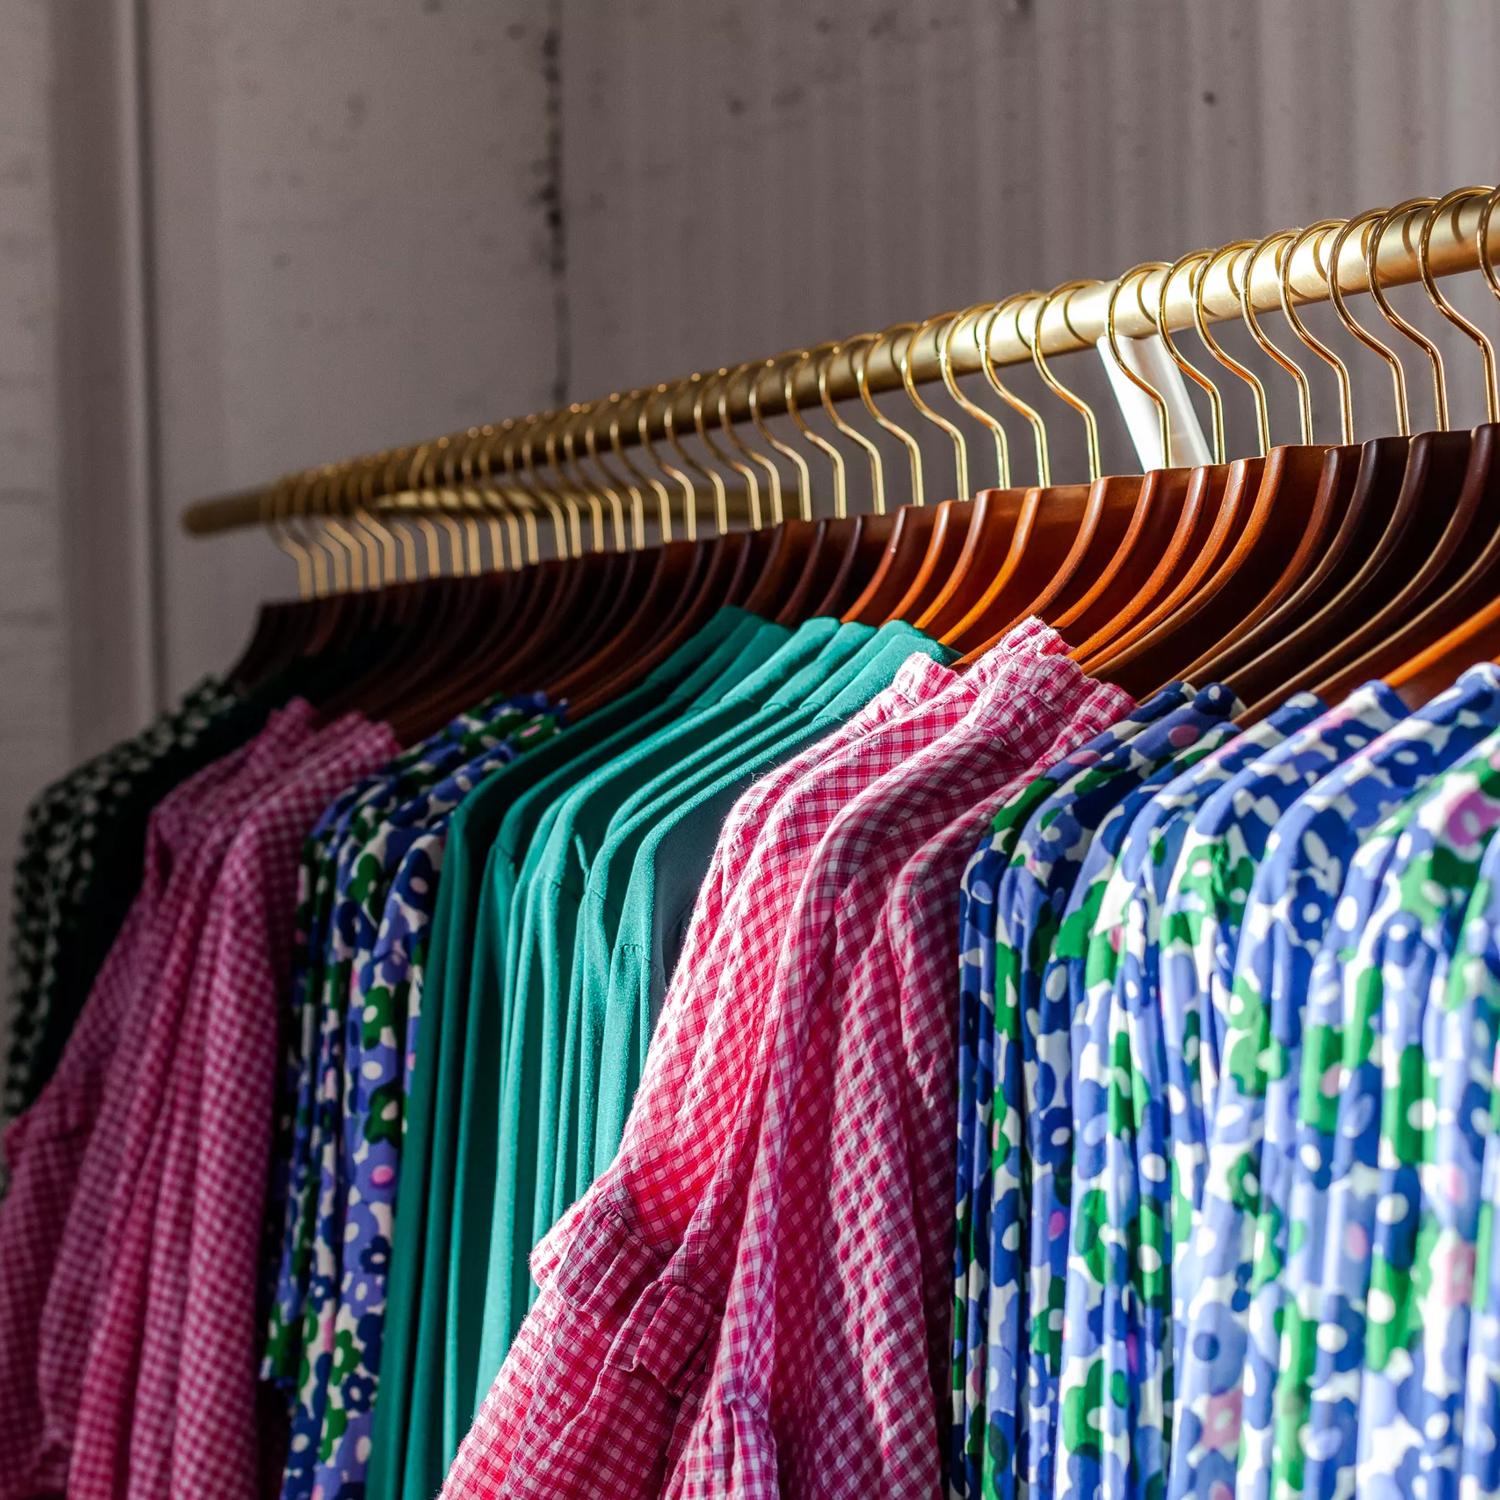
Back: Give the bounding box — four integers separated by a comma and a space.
1386, 589, 1500, 709
1302, 187, 1500, 701
1090, 235, 1338, 693
1234, 199, 1477, 712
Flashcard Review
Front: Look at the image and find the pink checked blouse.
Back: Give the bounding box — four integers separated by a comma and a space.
0, 702, 316, 1500
69, 715, 397, 1500
443, 622, 1129, 1499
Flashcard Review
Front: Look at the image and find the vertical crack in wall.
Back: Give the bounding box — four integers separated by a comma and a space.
540, 3, 570, 406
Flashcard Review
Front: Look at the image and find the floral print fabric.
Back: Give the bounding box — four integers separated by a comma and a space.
263, 695, 560, 1500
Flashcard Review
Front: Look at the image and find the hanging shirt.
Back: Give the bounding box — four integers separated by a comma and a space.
1348, 734, 1500, 1494
949, 684, 1194, 1500
1167, 670, 1500, 1500
66, 714, 397, 1500
1457, 833, 1500, 1500
1073, 694, 1321, 1500
0, 703, 316, 1500
441, 645, 971, 1497
280, 697, 560, 1500
263, 694, 550, 1398
475, 617, 813, 1385
372, 611, 749, 1500
989, 685, 1240, 1500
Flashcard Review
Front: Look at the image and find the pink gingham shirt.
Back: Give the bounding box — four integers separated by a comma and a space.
443, 623, 1124, 1499
0, 702, 316, 1500
67, 714, 397, 1500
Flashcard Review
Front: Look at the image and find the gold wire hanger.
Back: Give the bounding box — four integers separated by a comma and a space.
577, 401, 636, 551
1327, 207, 1412, 437
1025, 281, 1103, 481
1366, 196, 1449, 430
520, 413, 583, 558
266, 474, 314, 599
1154, 251, 1227, 463
353, 451, 400, 584
476, 421, 541, 568
332, 458, 381, 587
720, 361, 781, 527
547, 405, 605, 553
1421, 185, 1498, 424
1239, 232, 1316, 445
854, 324, 925, 507
639, 383, 695, 542
785, 345, 847, 518
412, 440, 470, 576
1190, 241, 1271, 455
658, 379, 713, 541
312, 464, 359, 593
939, 304, 1011, 489
564, 402, 627, 551
900, 310, 972, 501
978, 292, 1052, 484
819, 336, 887, 515
752, 354, 814, 522
1103, 263, 1174, 465
694, 368, 761, 533
1278, 220, 1356, 444
668, 374, 730, 537
503, 415, 571, 559
458, 426, 515, 572
607, 390, 671, 545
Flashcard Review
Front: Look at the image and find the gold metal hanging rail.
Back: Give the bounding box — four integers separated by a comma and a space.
182, 190, 1500, 536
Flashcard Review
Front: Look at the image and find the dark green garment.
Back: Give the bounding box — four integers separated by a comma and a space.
474, 617, 838, 1402
367, 609, 749, 1500
564, 624, 954, 1206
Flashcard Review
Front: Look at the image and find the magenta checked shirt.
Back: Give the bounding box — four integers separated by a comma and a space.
67, 713, 397, 1500
443, 622, 1128, 1500
0, 701, 318, 1500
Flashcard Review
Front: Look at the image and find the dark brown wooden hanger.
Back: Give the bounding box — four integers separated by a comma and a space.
880, 500, 975, 623
1096, 447, 1340, 697
1305, 425, 1495, 705
810, 512, 896, 617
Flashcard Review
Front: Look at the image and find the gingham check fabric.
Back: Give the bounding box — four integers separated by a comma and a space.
662, 640, 1129, 1500
0, 704, 317, 1500
67, 716, 397, 1500
443, 624, 1123, 1499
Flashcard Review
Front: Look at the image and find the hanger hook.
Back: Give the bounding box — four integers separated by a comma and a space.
1025, 280, 1101, 481
1328, 207, 1411, 437
784, 345, 848, 519
606, 390, 669, 544
1277, 219, 1355, 444
1366, 197, 1449, 430
547, 405, 604, 552
650, 382, 701, 542
563, 403, 625, 552
1420, 186, 1497, 425
1190, 240, 1271, 456
752, 353, 814, 521
266, 474, 314, 598
976, 293, 1050, 485
1104, 263, 1173, 465
379, 447, 421, 578
507, 417, 569, 559
899, 310, 971, 501
819, 336, 887, 515
714, 362, 772, 531
479, 420, 540, 566
519, 414, 579, 558
1238, 231, 1315, 445
1155, 251, 1225, 463
667, 374, 730, 537
939, 304, 1011, 488
854, 323, 925, 507
461, 425, 515, 571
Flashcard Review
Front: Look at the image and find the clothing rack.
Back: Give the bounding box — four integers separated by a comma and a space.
181, 188, 1500, 538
